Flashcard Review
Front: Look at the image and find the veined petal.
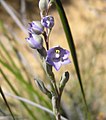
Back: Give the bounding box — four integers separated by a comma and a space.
63, 50, 70, 59
53, 61, 61, 71
62, 59, 71, 65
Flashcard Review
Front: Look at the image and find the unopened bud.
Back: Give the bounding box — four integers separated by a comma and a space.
37, 46, 47, 58
41, 16, 54, 29
28, 21, 44, 35
43, 61, 55, 82
39, 0, 49, 12
26, 33, 43, 49
59, 71, 69, 89
34, 78, 52, 98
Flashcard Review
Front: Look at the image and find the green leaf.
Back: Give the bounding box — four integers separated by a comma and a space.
54, 0, 88, 110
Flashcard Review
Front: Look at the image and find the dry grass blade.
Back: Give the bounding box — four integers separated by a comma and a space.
4, 92, 68, 120
0, 68, 37, 119
0, 0, 27, 34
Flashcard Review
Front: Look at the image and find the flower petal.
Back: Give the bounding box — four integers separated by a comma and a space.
63, 51, 70, 59
62, 59, 71, 65
53, 61, 61, 71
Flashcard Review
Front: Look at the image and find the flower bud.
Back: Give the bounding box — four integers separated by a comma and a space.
26, 33, 43, 49
37, 46, 47, 59
43, 61, 55, 82
28, 21, 44, 35
34, 78, 52, 98
39, 0, 49, 12
41, 15, 54, 29
59, 71, 69, 89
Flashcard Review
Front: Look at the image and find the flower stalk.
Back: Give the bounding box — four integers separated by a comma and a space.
52, 95, 61, 120
25, 1, 71, 120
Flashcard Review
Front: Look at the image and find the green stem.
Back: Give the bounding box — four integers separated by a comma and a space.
52, 96, 61, 120
44, 62, 61, 119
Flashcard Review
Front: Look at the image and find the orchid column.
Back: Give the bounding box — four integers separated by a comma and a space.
25, 0, 71, 120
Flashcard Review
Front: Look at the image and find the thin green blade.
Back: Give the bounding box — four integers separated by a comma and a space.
55, 0, 88, 110
0, 87, 15, 120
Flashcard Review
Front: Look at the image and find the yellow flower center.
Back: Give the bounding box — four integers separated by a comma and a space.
56, 49, 60, 54
55, 49, 60, 58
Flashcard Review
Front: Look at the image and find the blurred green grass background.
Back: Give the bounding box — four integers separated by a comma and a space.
0, 0, 106, 120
